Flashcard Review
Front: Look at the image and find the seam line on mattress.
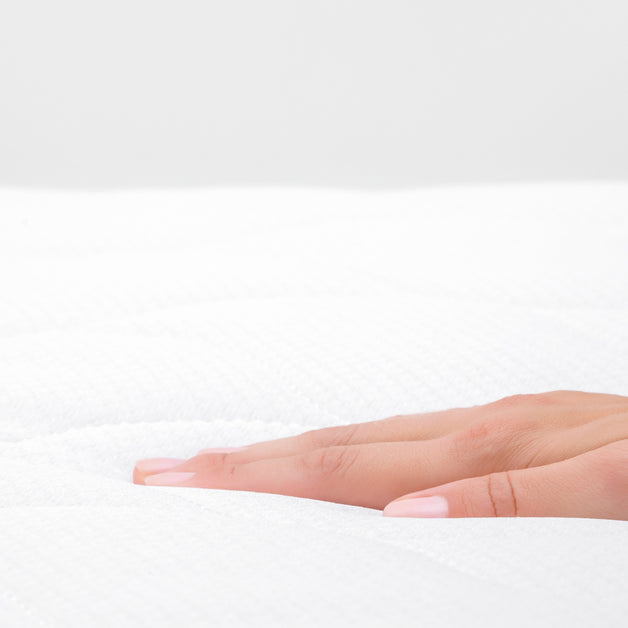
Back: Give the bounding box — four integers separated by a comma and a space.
162, 492, 582, 621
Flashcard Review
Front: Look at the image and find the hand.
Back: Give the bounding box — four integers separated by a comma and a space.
133, 390, 628, 520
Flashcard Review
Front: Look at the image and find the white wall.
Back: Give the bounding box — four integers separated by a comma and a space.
1, 1, 626, 187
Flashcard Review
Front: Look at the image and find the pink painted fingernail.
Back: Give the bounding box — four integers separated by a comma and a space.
383, 496, 449, 518
133, 458, 187, 484
198, 446, 249, 455
145, 472, 196, 486
135, 458, 186, 474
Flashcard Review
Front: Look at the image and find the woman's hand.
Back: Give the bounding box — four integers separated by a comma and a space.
133, 390, 628, 520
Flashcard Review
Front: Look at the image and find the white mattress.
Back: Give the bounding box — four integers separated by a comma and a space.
1, 183, 627, 627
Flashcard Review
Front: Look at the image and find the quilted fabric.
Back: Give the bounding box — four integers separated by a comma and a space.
1, 183, 627, 627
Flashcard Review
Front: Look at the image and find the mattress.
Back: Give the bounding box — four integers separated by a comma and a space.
1, 183, 627, 627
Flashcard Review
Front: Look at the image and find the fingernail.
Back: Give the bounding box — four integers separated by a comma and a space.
198, 446, 249, 455
135, 458, 186, 474
145, 472, 196, 486
133, 458, 187, 485
383, 496, 449, 518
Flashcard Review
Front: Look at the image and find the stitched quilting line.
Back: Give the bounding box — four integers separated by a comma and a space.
0, 290, 382, 339
18, 494, 588, 625
0, 497, 617, 626
169, 492, 601, 626
4, 287, 621, 340
0, 501, 524, 603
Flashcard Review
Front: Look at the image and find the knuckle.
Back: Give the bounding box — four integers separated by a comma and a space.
448, 413, 540, 472
298, 429, 325, 449
595, 439, 628, 505
487, 392, 559, 410
300, 446, 360, 479
466, 416, 503, 441
537, 390, 569, 405
299, 423, 362, 449
194, 453, 230, 469
518, 436, 553, 469
383, 414, 407, 422
447, 419, 492, 468
608, 397, 628, 414
487, 394, 534, 409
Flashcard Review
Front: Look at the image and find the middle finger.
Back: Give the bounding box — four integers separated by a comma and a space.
196, 407, 479, 463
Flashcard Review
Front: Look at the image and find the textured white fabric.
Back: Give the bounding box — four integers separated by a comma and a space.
1, 183, 627, 627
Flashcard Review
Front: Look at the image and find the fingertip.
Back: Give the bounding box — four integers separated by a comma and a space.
133, 458, 187, 485
132, 466, 145, 485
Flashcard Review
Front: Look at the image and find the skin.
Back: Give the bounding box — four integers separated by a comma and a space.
132, 390, 628, 520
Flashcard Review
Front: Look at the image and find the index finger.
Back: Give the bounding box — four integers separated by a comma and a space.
133, 407, 474, 485
145, 440, 454, 509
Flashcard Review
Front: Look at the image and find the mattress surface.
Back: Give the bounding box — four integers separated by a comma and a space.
1, 183, 627, 627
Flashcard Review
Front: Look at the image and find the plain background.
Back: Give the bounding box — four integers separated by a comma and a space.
1, 0, 627, 188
